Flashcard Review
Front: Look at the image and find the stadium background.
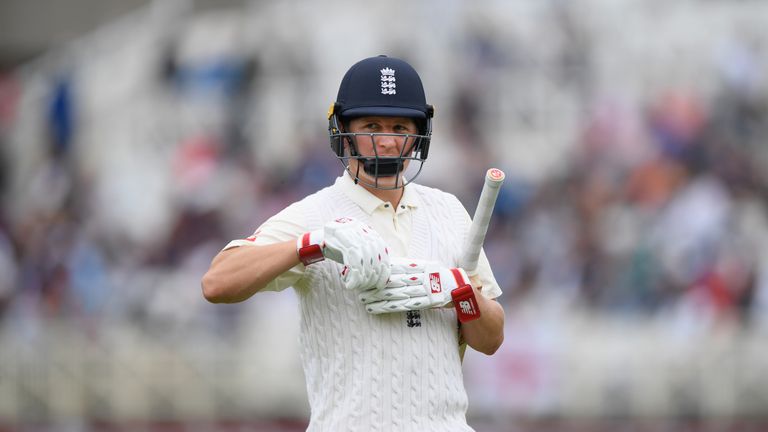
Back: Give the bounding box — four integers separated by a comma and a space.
1, 0, 768, 431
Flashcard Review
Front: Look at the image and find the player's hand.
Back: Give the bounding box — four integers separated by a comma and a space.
297, 217, 390, 291
359, 258, 480, 322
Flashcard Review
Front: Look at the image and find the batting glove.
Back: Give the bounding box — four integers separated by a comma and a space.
297, 217, 391, 291
359, 257, 482, 322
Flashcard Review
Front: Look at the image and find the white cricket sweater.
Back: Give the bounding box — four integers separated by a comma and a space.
296, 181, 493, 432
229, 175, 502, 432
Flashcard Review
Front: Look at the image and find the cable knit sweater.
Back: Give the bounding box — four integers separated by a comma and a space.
227, 175, 501, 432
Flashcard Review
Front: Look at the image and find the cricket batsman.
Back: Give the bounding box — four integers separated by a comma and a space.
202, 55, 505, 431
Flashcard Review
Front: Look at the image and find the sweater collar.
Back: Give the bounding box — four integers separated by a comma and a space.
336, 172, 420, 215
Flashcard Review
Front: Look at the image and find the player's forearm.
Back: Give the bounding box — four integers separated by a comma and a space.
460, 289, 505, 355
202, 240, 299, 303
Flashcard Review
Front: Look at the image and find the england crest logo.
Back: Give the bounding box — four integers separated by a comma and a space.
380, 67, 396, 95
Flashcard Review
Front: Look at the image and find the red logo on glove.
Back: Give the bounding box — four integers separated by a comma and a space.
429, 272, 442, 294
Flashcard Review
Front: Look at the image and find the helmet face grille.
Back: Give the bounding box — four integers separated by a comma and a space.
329, 125, 431, 190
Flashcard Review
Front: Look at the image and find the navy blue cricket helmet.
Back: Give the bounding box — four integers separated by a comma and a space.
328, 55, 434, 189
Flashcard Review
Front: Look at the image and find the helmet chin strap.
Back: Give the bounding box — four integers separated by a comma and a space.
362, 157, 403, 177
350, 158, 405, 189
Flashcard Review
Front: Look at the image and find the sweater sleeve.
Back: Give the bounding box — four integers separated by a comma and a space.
222, 201, 308, 292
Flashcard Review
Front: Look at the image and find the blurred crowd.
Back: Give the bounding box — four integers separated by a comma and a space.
512, 87, 767, 328
1, 1, 768, 343
2, 3, 768, 429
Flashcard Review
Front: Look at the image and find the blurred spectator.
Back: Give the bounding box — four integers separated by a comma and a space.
46, 74, 77, 161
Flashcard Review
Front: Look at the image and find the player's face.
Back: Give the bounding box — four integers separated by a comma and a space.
347, 116, 419, 156
346, 116, 419, 186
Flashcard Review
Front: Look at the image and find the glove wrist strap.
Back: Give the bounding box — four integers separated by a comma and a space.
297, 232, 324, 266
450, 268, 481, 323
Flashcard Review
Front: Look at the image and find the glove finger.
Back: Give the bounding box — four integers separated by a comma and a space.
340, 242, 366, 288
364, 300, 389, 314
365, 300, 410, 314
342, 266, 364, 290
386, 270, 422, 287
359, 287, 409, 303
372, 246, 390, 289
358, 289, 380, 303
401, 297, 431, 310
366, 266, 381, 291
400, 284, 428, 297
336, 228, 385, 291
390, 260, 424, 275
356, 256, 380, 297
346, 260, 381, 291
385, 275, 407, 288
367, 241, 381, 289
386, 285, 414, 300
375, 263, 390, 289
402, 273, 423, 285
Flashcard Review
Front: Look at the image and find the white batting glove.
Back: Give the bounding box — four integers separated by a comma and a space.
297, 217, 390, 291
359, 257, 482, 322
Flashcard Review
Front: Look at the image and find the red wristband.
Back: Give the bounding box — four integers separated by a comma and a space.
297, 232, 324, 266
451, 284, 481, 323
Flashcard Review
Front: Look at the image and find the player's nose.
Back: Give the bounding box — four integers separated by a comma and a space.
374, 133, 399, 151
